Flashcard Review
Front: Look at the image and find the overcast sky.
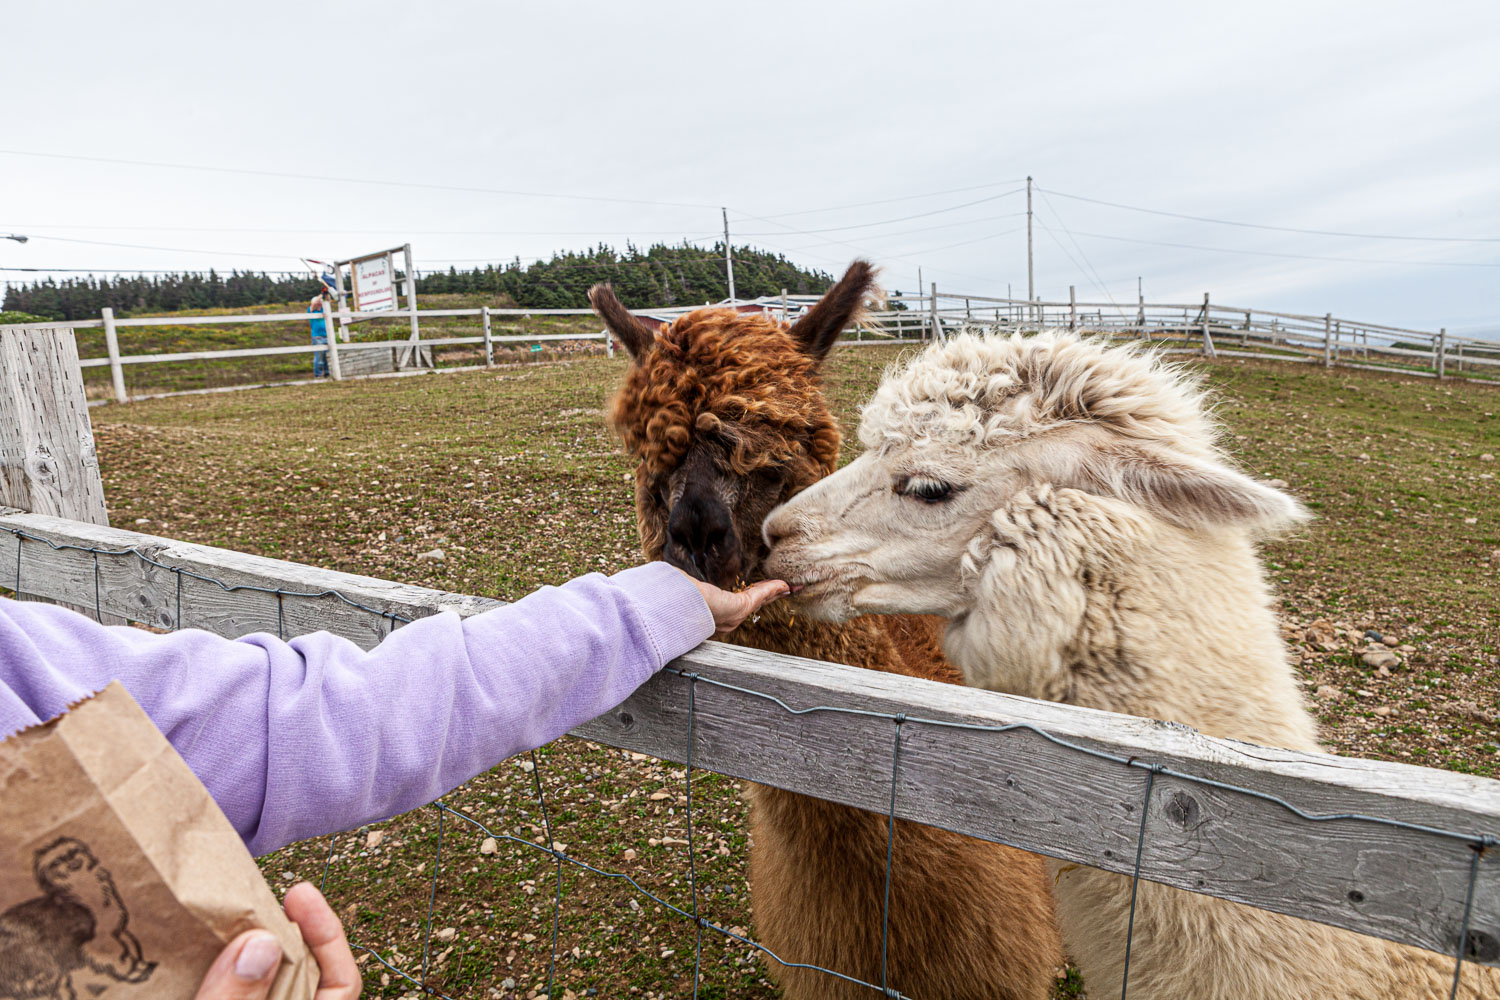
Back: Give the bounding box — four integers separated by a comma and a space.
5, 1, 1498, 336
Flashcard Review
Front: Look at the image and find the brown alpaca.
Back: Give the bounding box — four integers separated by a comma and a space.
596, 263, 1063, 1000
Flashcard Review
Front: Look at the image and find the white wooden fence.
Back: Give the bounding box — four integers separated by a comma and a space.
3, 324, 1498, 985
15, 286, 1496, 406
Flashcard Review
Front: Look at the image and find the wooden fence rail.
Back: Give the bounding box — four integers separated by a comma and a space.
3, 505, 1497, 966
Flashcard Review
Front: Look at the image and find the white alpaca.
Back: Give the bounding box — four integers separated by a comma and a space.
763, 331, 1497, 999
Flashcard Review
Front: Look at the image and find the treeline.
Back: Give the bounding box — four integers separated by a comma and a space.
2, 243, 836, 320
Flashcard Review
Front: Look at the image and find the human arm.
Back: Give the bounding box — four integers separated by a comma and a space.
0, 563, 783, 855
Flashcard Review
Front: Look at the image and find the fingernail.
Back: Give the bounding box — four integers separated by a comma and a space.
235, 932, 282, 980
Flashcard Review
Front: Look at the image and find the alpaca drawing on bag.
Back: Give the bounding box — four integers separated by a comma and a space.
595, 262, 1064, 1000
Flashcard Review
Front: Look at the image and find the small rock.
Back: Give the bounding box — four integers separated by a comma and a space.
365, 830, 384, 849
518, 759, 535, 773
1361, 649, 1399, 670
281, 870, 296, 881
1355, 689, 1374, 698
1465, 517, 1479, 525
660, 949, 676, 958
1376, 665, 1391, 678
480, 837, 498, 855
1315, 685, 1342, 700
1357, 453, 1370, 462
623, 848, 637, 860
1382, 635, 1400, 647
1266, 479, 1289, 489
134, 517, 150, 525
434, 927, 456, 942
1374, 706, 1392, 717
648, 791, 672, 801
1481, 453, 1495, 462
1304, 620, 1341, 652
1364, 630, 1383, 642
501, 980, 516, 991
416, 548, 445, 563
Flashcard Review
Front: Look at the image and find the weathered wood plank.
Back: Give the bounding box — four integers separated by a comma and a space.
0, 510, 499, 643
580, 646, 1500, 964
1, 508, 1496, 962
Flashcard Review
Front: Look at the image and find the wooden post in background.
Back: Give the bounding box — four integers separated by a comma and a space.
1068, 286, 1077, 330
482, 306, 493, 366
0, 324, 121, 619
1436, 328, 1447, 379
101, 307, 128, 404
781, 288, 789, 325
929, 281, 939, 341
1200, 292, 1217, 359
320, 299, 343, 381
402, 242, 422, 369
1324, 313, 1333, 367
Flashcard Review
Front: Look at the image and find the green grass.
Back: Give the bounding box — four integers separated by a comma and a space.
89, 349, 1497, 999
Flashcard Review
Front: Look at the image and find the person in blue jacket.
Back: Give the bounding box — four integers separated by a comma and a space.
307, 290, 331, 377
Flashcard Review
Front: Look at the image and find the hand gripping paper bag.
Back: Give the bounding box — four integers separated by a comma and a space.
0, 682, 318, 999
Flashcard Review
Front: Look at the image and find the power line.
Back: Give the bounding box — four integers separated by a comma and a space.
1034, 191, 1128, 316
1039, 186, 1500, 244
734, 188, 1026, 234
748, 179, 1029, 220
0, 148, 719, 210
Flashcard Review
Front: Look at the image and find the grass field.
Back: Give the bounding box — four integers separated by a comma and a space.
87, 348, 1499, 999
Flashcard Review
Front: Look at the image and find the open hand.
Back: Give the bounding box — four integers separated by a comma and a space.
689, 577, 790, 634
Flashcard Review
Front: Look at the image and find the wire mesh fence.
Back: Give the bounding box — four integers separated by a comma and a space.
4, 520, 1498, 1000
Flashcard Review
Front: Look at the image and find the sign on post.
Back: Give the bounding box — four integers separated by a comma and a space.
351, 253, 396, 314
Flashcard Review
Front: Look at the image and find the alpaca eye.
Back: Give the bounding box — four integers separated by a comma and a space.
899, 477, 953, 504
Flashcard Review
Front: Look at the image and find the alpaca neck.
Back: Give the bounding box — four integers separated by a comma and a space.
948, 530, 1319, 752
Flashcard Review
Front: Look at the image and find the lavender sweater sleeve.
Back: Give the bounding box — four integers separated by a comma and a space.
0, 562, 713, 856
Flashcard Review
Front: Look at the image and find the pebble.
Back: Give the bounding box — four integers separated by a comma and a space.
434, 927, 456, 942
480, 837, 498, 855
1364, 630, 1383, 642
648, 791, 672, 801
1266, 479, 1289, 489
365, 830, 384, 849
1382, 635, 1400, 647
1361, 649, 1399, 670
416, 548, 445, 563
1466, 517, 1479, 525
1481, 453, 1495, 462
623, 849, 637, 860
501, 980, 516, 991
1315, 685, 1342, 700
1374, 706, 1392, 717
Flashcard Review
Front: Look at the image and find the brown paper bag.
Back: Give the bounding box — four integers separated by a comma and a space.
0, 682, 318, 1000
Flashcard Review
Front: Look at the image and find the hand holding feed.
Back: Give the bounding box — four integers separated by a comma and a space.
689, 577, 790, 634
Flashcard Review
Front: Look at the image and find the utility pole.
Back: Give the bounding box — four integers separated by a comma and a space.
722, 207, 736, 302
917, 266, 924, 336
1026, 176, 1035, 322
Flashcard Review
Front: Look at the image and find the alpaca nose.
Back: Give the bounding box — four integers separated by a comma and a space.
667, 492, 737, 581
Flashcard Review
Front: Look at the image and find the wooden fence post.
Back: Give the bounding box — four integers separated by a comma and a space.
101, 307, 128, 404
1242, 309, 1251, 348
320, 299, 343, 381
1068, 286, 1077, 331
1324, 313, 1333, 367
1436, 328, 1446, 379
929, 281, 939, 341
1200, 292, 1217, 359
780, 287, 789, 325
482, 306, 493, 366
0, 325, 122, 619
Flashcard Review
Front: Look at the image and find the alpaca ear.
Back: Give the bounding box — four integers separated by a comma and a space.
1076, 443, 1308, 534
788, 259, 880, 361
589, 283, 660, 361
